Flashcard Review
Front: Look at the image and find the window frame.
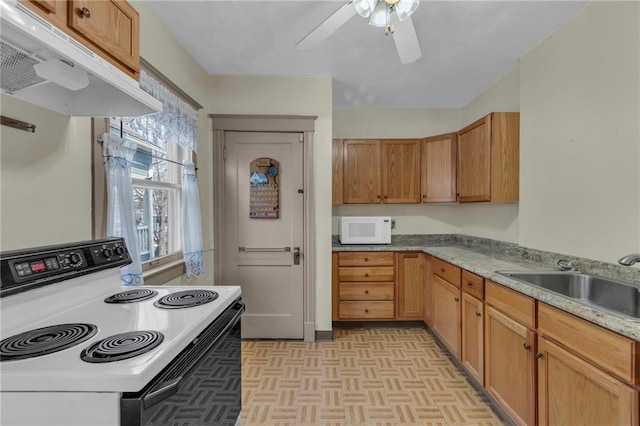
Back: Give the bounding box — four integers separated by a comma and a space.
91, 117, 190, 284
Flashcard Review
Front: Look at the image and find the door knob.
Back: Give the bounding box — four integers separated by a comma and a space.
293, 247, 300, 265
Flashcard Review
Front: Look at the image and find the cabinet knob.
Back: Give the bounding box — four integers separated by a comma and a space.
377, 195, 381, 199
422, 194, 426, 198
523, 343, 531, 350
384, 195, 388, 199
476, 311, 481, 317
467, 281, 473, 286
365, 273, 370, 277
364, 258, 368, 261
364, 290, 369, 294
535, 352, 543, 359
364, 309, 369, 313
454, 297, 459, 302
79, 7, 91, 18
440, 268, 445, 273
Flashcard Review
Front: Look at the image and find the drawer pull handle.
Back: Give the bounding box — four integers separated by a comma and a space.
80, 7, 91, 18
535, 352, 543, 359
454, 297, 459, 302
475, 311, 481, 317
364, 290, 369, 294
523, 343, 531, 350
440, 268, 445, 273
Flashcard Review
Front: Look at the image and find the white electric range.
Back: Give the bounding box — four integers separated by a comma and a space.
0, 238, 243, 426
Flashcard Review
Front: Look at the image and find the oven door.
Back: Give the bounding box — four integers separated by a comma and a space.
121, 298, 244, 426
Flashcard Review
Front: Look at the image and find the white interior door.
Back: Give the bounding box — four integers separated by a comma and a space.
223, 131, 304, 339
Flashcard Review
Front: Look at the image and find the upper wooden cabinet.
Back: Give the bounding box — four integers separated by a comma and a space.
332, 139, 344, 205
343, 139, 381, 204
457, 112, 520, 202
381, 139, 421, 203
342, 139, 420, 204
421, 133, 457, 203
20, 0, 140, 79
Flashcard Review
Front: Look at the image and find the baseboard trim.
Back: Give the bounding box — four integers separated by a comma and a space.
332, 320, 425, 328
314, 330, 333, 341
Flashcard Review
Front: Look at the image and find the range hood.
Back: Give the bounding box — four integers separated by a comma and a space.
0, 0, 162, 117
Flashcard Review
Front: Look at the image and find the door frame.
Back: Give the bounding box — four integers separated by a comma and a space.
210, 114, 317, 342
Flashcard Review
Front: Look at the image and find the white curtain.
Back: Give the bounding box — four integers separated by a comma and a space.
121, 70, 198, 152
181, 161, 204, 278
102, 133, 144, 286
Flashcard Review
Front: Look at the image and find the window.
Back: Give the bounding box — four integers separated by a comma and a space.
109, 117, 188, 263
92, 62, 203, 284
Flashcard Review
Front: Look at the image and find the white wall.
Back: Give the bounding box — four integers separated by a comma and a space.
208, 74, 334, 331
0, 96, 92, 250
519, 1, 640, 263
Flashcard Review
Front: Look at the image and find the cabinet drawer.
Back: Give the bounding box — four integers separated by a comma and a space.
338, 251, 394, 267
338, 266, 395, 282
339, 282, 394, 300
462, 270, 484, 300
432, 258, 461, 287
538, 303, 640, 385
339, 301, 395, 319
485, 280, 536, 328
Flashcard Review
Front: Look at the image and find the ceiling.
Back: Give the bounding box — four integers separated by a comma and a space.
144, 0, 588, 108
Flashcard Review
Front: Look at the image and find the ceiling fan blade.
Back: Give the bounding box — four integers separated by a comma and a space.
392, 16, 422, 64
296, 2, 356, 51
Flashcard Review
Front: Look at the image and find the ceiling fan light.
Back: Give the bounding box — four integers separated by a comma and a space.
368, 2, 388, 27
395, 0, 419, 21
353, 0, 377, 18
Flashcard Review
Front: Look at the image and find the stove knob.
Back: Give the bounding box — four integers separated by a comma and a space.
114, 246, 125, 256
102, 248, 113, 258
70, 253, 82, 266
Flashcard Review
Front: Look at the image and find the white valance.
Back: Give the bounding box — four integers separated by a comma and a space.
122, 69, 198, 152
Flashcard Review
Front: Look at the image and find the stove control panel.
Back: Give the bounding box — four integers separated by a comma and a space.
0, 238, 132, 297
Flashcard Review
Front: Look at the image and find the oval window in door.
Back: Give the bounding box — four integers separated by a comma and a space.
249, 157, 279, 219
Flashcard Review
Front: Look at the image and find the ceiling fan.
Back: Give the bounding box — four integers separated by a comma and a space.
296, 0, 422, 64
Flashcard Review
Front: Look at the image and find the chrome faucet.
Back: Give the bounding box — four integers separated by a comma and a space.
618, 253, 640, 266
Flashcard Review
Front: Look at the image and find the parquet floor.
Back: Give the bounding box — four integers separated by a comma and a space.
240, 327, 506, 426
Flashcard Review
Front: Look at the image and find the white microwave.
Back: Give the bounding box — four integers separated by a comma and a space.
339, 216, 392, 245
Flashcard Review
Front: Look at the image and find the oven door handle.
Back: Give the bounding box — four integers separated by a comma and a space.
143, 376, 182, 408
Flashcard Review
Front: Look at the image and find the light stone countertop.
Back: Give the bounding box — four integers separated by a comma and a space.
333, 242, 640, 341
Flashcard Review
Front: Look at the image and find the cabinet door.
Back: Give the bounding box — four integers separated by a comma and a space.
458, 115, 491, 202
69, 0, 139, 73
461, 292, 484, 385
20, 0, 67, 28
538, 337, 639, 426
485, 306, 536, 426
332, 139, 343, 204
421, 134, 457, 203
432, 275, 461, 358
423, 254, 433, 326
343, 139, 381, 203
381, 139, 420, 203
396, 252, 424, 319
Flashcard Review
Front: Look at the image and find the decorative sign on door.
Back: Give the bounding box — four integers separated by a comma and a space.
249, 157, 279, 219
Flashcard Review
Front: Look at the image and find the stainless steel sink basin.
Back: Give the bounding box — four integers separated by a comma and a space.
496, 271, 640, 320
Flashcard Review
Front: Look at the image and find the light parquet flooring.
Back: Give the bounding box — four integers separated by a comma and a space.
240, 327, 506, 426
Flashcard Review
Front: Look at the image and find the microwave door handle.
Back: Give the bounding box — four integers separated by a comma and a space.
143, 376, 182, 408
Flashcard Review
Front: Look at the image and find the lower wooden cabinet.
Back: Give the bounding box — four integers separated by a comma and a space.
485, 305, 536, 426
537, 337, 639, 426
432, 275, 461, 358
423, 254, 433, 326
396, 252, 425, 319
461, 291, 484, 385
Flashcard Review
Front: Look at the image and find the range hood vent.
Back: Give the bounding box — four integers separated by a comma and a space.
0, 0, 162, 117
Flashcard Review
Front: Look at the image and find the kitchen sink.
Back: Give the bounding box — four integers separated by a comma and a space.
496, 270, 640, 320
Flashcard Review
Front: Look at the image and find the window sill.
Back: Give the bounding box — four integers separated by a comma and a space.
143, 258, 185, 285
